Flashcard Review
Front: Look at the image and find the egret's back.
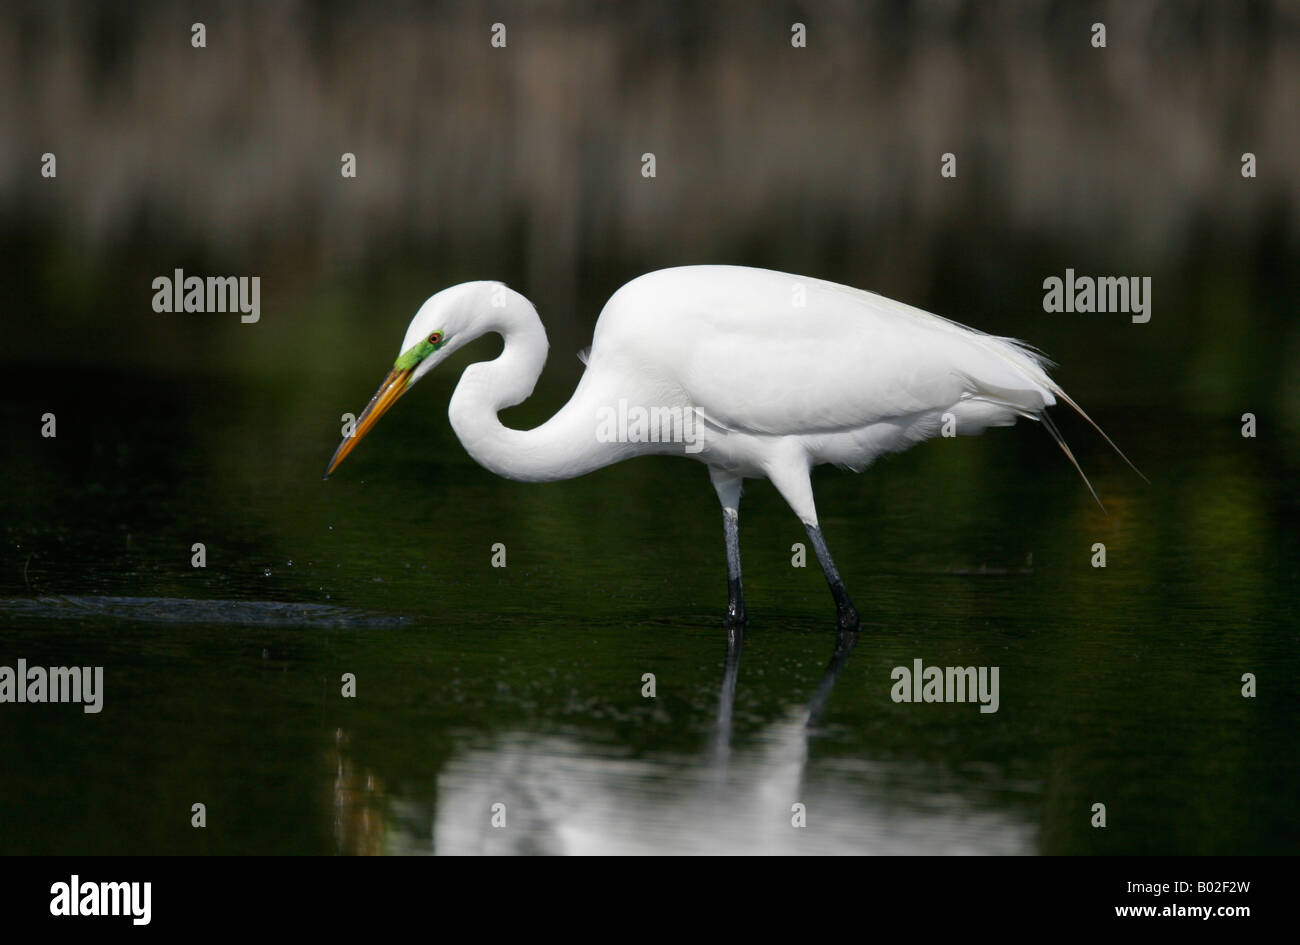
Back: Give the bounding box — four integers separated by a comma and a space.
590, 266, 1059, 454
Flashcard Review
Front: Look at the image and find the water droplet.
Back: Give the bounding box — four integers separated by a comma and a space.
263, 568, 272, 577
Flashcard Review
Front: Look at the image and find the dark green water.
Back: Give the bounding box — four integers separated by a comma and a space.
2, 353, 1296, 855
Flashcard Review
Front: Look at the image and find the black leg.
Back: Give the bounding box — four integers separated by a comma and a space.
804, 523, 860, 631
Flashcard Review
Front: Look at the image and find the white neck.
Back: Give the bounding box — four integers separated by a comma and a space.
447, 298, 628, 482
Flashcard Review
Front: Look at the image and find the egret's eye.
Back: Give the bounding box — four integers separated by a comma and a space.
429, 332, 444, 346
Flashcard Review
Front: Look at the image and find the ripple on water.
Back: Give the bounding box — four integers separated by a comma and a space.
0, 595, 408, 630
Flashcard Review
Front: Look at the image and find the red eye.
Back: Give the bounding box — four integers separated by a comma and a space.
429, 332, 443, 345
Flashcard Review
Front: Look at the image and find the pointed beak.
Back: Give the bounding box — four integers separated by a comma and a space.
323, 366, 414, 478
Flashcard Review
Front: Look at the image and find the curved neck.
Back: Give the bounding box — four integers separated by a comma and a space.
447, 301, 627, 482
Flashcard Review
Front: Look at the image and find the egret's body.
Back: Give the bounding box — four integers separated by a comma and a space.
327, 265, 1133, 630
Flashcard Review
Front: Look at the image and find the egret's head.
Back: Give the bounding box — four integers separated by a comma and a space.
323, 281, 504, 477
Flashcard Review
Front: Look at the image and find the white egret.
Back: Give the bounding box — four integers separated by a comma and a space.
325, 265, 1139, 630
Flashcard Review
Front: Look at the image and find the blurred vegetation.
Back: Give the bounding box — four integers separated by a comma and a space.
2, 0, 1297, 431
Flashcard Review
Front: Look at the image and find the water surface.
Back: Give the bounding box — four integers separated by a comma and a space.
1, 363, 1296, 855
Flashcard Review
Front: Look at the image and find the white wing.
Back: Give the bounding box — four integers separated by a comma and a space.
592, 265, 1059, 437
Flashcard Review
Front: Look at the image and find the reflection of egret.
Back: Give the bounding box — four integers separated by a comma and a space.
711, 624, 857, 775
711, 624, 859, 805
710, 625, 745, 772
805, 628, 860, 727
327, 266, 1140, 628
423, 627, 1031, 854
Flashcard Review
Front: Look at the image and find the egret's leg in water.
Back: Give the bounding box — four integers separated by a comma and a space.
709, 468, 746, 628
805, 524, 860, 632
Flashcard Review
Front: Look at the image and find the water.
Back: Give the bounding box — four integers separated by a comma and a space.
1, 360, 1297, 855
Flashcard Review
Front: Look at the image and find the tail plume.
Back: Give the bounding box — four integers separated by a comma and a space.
1052, 389, 1149, 484
1041, 410, 1105, 512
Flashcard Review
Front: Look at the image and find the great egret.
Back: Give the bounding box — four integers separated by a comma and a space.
325, 265, 1139, 631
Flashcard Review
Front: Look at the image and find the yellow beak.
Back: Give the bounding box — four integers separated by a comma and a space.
323, 366, 413, 478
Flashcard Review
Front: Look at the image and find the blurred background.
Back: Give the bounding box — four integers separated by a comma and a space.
1, 0, 1297, 855
4, 0, 1298, 406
